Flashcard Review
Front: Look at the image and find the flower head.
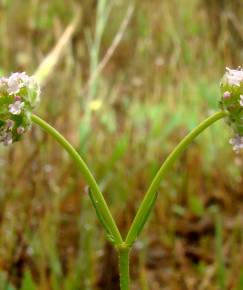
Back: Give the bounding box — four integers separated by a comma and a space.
0, 72, 40, 146
220, 67, 243, 153
225, 67, 243, 87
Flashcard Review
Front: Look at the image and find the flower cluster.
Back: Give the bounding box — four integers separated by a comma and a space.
0, 72, 40, 146
220, 67, 243, 153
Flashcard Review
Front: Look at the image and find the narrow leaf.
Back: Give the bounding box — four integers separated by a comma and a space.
128, 192, 158, 246
88, 188, 115, 244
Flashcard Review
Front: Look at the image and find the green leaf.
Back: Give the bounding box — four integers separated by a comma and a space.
128, 192, 158, 246
88, 188, 115, 244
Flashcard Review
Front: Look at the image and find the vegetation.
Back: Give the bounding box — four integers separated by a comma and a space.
0, 0, 242, 289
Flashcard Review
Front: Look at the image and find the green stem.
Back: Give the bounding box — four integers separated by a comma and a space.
118, 245, 130, 290
126, 111, 227, 246
31, 114, 123, 245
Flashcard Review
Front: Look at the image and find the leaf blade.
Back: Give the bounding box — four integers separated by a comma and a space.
88, 188, 116, 244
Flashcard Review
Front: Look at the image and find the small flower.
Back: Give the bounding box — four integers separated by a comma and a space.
0, 131, 12, 146
3, 132, 13, 146
17, 127, 25, 135
229, 134, 243, 153
18, 72, 29, 84
89, 99, 103, 111
6, 72, 36, 95
9, 100, 24, 115
6, 119, 14, 130
223, 91, 231, 99
7, 74, 21, 95
15, 95, 21, 101
225, 67, 243, 87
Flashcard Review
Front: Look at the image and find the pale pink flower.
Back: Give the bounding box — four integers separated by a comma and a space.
9, 100, 24, 115
6, 119, 14, 130
223, 91, 231, 99
17, 127, 25, 135
229, 134, 243, 153
225, 67, 243, 87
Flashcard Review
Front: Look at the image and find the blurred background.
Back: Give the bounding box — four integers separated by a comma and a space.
0, 0, 242, 289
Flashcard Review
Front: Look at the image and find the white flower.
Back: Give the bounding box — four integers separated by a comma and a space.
3, 132, 13, 146
18, 72, 29, 83
17, 127, 25, 135
0, 72, 40, 146
0, 131, 12, 146
7, 74, 21, 95
229, 134, 243, 153
6, 119, 14, 130
9, 100, 24, 115
6, 72, 31, 95
225, 67, 243, 87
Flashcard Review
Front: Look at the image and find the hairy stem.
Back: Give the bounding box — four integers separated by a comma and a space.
31, 114, 123, 245
126, 111, 228, 246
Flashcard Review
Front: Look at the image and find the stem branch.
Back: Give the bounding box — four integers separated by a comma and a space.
31, 114, 123, 245
126, 111, 227, 246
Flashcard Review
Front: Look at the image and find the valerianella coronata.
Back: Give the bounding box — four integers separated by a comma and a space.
220, 67, 243, 153
0, 72, 40, 146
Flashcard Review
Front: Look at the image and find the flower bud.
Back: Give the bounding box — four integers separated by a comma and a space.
0, 72, 40, 146
220, 67, 243, 153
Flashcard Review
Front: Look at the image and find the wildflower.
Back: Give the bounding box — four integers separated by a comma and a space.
3, 132, 13, 146
0, 131, 12, 146
225, 67, 243, 87
220, 67, 243, 153
18, 72, 30, 84
7, 74, 21, 95
6, 120, 14, 130
14, 95, 21, 101
0, 72, 40, 146
223, 91, 231, 99
229, 135, 243, 153
89, 99, 103, 111
17, 127, 25, 135
9, 100, 24, 115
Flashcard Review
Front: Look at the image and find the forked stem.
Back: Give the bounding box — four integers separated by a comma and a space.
31, 111, 228, 290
